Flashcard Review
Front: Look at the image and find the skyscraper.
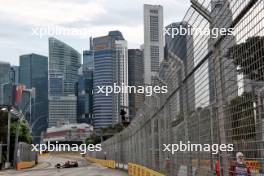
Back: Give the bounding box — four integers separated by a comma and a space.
19, 53, 48, 142
93, 31, 128, 131
83, 50, 94, 71
165, 22, 195, 111
208, 0, 237, 103
10, 66, 19, 84
143, 4, 164, 85
128, 49, 144, 120
49, 37, 81, 94
115, 40, 129, 115
48, 37, 81, 127
77, 69, 93, 124
48, 95, 77, 127
0, 61, 11, 105
3, 83, 13, 106
76, 48, 94, 124
49, 70, 63, 96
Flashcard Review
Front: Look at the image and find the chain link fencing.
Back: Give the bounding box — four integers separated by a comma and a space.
89, 0, 264, 175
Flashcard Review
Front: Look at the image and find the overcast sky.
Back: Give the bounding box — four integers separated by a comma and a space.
0, 0, 190, 65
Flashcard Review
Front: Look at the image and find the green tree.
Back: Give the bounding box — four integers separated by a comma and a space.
11, 120, 33, 144
101, 123, 124, 134
0, 111, 32, 144
85, 134, 101, 145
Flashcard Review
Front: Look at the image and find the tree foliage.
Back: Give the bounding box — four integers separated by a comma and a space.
85, 133, 101, 145
11, 120, 33, 144
0, 111, 32, 144
101, 123, 124, 134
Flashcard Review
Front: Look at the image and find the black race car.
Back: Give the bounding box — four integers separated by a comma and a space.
55, 161, 78, 168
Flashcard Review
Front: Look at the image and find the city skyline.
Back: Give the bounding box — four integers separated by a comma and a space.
0, 0, 189, 65
0, 0, 263, 175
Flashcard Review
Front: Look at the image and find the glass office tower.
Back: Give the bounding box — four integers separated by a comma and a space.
49, 37, 81, 95
77, 70, 93, 124
19, 53, 48, 142
48, 37, 81, 127
83, 50, 94, 71
0, 61, 11, 105
93, 31, 129, 131
128, 49, 144, 120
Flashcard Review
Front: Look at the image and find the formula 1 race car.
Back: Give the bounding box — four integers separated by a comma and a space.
55, 160, 78, 168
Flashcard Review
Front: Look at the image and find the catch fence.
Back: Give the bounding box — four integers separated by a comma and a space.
89, 0, 264, 175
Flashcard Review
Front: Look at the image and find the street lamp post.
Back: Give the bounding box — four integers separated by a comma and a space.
12, 110, 23, 168
13, 118, 20, 168
6, 107, 30, 169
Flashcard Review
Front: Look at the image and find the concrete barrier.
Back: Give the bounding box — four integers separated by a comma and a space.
86, 156, 116, 169
86, 156, 165, 176
16, 161, 35, 170
128, 163, 165, 176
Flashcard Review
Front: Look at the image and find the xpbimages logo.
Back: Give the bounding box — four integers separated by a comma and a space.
31, 141, 102, 154
96, 83, 168, 96
163, 141, 234, 155
164, 25, 234, 38
31, 25, 91, 39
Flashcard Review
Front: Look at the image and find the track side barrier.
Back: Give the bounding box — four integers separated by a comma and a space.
128, 163, 165, 176
86, 156, 116, 169
16, 142, 37, 170
86, 156, 165, 175
16, 161, 35, 170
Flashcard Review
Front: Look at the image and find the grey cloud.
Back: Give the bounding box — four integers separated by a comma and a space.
0, 0, 190, 65
60, 0, 190, 28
